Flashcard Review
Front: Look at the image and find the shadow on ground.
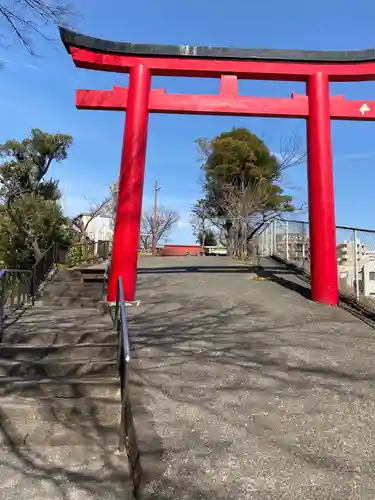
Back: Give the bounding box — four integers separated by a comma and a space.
127, 259, 375, 498
138, 261, 312, 300
0, 307, 132, 500
3, 257, 375, 499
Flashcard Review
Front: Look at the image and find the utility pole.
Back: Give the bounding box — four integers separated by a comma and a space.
152, 181, 161, 256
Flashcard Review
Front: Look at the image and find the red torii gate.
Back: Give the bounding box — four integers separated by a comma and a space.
60, 27, 375, 306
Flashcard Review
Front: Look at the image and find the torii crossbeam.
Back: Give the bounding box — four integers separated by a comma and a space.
77, 84, 375, 121
60, 27, 375, 306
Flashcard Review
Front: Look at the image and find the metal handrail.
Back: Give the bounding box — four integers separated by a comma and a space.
116, 276, 131, 362
31, 241, 56, 270
275, 218, 375, 235
30, 242, 57, 303
115, 276, 131, 452
0, 242, 58, 339
0, 268, 33, 341
0, 270, 7, 339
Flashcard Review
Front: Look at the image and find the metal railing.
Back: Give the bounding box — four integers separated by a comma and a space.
258, 218, 375, 313
0, 242, 59, 338
0, 269, 33, 340
0, 239, 112, 337
31, 242, 57, 297
115, 276, 131, 452
66, 240, 112, 267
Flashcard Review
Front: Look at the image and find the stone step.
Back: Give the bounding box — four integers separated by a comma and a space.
41, 295, 103, 308
51, 268, 82, 281
42, 286, 103, 298
0, 342, 118, 361
13, 303, 110, 317
0, 359, 117, 378
0, 375, 120, 398
2, 328, 117, 345
0, 395, 121, 446
78, 267, 107, 274
53, 269, 105, 282
7, 307, 113, 327
5, 318, 113, 331
1, 443, 132, 499
82, 274, 105, 281
44, 281, 104, 291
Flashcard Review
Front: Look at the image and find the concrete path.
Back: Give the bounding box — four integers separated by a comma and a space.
127, 256, 375, 499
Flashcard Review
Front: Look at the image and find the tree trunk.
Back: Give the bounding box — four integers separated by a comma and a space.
227, 226, 234, 257
31, 239, 42, 262
243, 220, 248, 257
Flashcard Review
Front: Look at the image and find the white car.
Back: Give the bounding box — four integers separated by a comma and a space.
204, 246, 228, 256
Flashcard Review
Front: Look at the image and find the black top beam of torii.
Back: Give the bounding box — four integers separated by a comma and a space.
59, 27, 375, 64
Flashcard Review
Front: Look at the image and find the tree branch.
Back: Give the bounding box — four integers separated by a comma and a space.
0, 0, 77, 52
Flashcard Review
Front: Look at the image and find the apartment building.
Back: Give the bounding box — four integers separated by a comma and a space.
336, 240, 369, 265
275, 231, 310, 261
337, 239, 375, 297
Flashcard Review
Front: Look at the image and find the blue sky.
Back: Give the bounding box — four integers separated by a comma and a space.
2, 0, 375, 243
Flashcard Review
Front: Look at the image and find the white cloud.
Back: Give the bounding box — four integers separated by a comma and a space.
338, 152, 374, 161
271, 151, 283, 161
177, 218, 191, 228
23, 63, 41, 71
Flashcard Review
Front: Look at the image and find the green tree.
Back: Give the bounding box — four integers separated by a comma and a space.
0, 128, 73, 268
196, 229, 217, 247
189, 198, 210, 248
195, 128, 301, 257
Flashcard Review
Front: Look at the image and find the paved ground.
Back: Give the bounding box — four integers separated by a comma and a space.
127, 256, 375, 499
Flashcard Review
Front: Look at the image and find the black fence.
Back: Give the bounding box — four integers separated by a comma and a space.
0, 242, 57, 339
0, 240, 112, 338
0, 269, 33, 340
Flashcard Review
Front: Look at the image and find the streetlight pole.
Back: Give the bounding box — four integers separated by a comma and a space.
152, 180, 161, 256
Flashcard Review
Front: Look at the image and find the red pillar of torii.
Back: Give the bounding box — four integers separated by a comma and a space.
60, 27, 375, 306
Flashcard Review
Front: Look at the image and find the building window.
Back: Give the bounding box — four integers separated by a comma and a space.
369, 272, 375, 281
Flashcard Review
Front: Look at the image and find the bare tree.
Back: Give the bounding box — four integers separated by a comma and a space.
0, 0, 77, 52
70, 195, 112, 243
140, 208, 179, 251
109, 180, 119, 230
189, 199, 211, 251
207, 166, 307, 258
194, 133, 307, 257
205, 172, 278, 257
277, 135, 306, 171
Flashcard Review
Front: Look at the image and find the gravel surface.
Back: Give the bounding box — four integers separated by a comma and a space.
127, 256, 375, 499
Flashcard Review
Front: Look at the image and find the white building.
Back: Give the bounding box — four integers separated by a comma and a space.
337, 240, 369, 265
362, 257, 375, 297
337, 239, 375, 297
275, 232, 309, 262
74, 213, 113, 242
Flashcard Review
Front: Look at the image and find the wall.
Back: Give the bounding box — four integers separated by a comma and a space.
160, 245, 201, 256
363, 257, 375, 297
80, 214, 113, 241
